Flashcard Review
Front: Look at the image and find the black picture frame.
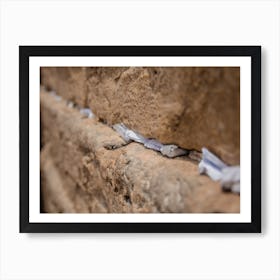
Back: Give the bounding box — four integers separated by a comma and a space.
19, 46, 261, 233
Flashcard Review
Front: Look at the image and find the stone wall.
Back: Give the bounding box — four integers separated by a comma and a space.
41, 67, 240, 165
40, 89, 239, 213
40, 67, 240, 213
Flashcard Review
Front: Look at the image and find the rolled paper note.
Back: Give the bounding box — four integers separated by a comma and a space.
221, 166, 240, 193
230, 182, 240, 194
198, 147, 228, 181
113, 123, 187, 158
126, 129, 146, 144
112, 123, 132, 142
144, 139, 163, 151
160, 145, 188, 158
80, 108, 95, 119
67, 101, 74, 108
113, 123, 145, 144
198, 160, 223, 181
201, 147, 227, 170
49, 90, 62, 101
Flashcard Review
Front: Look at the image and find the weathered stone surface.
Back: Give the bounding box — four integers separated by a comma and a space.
41, 145, 108, 213
41, 67, 88, 106
40, 89, 240, 213
41, 67, 240, 165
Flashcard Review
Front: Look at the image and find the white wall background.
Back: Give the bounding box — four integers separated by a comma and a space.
0, 0, 279, 279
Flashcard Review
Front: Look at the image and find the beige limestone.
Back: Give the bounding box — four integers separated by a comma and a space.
41, 66, 240, 164
40, 90, 240, 213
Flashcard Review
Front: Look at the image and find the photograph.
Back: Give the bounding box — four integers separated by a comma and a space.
40, 66, 241, 214
19, 46, 261, 232
2, 0, 277, 278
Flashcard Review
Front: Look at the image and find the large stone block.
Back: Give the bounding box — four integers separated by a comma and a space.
40, 89, 240, 213
41, 67, 88, 106
41, 67, 240, 164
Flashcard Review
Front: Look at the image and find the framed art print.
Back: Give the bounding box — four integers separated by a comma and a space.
19, 46, 261, 233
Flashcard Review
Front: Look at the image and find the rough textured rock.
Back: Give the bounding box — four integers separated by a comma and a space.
40, 67, 88, 106
41, 146, 108, 213
40, 89, 240, 213
41, 67, 240, 165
